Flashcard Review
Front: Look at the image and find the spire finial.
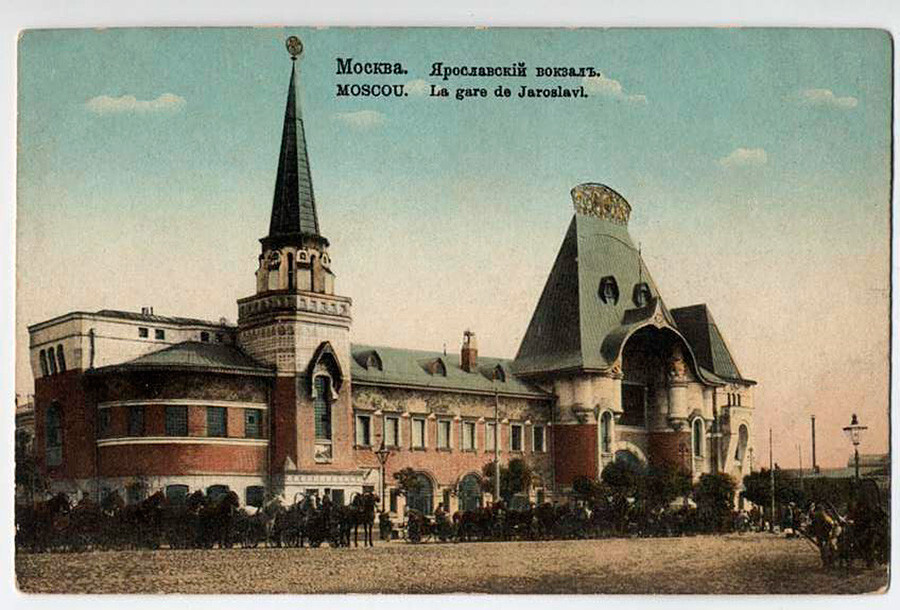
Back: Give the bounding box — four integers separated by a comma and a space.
286, 35, 303, 61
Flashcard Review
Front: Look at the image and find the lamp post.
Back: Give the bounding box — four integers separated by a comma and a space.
494, 389, 501, 503
373, 439, 391, 513
842, 413, 868, 481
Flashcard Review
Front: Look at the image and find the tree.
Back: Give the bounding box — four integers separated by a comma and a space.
693, 472, 737, 532
481, 458, 533, 504
15, 428, 47, 505
600, 458, 641, 495
392, 467, 422, 498
636, 464, 692, 513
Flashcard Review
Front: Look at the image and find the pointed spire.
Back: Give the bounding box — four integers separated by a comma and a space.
267, 47, 322, 245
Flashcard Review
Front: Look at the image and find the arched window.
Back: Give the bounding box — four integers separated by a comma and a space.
735, 424, 749, 464
692, 418, 704, 458
407, 473, 434, 515
165, 484, 190, 504
313, 375, 332, 440
56, 345, 66, 373
45, 401, 62, 466
599, 276, 619, 304
207, 485, 230, 502
600, 411, 613, 454
287, 252, 295, 290
458, 474, 482, 512
633, 282, 652, 307
48, 349, 57, 375
39, 350, 49, 377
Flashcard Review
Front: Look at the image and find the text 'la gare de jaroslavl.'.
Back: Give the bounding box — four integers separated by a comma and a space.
334, 58, 599, 99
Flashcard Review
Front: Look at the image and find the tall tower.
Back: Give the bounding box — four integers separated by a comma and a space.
237, 36, 354, 478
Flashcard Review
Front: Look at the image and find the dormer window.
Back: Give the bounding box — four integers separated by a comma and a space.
633, 282, 652, 307
425, 358, 447, 376
599, 276, 619, 304
490, 363, 506, 382
365, 351, 383, 371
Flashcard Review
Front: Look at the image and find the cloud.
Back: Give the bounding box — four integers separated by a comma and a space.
793, 88, 858, 109
718, 147, 768, 168
85, 93, 186, 114
582, 73, 647, 104
334, 110, 386, 129
405, 79, 430, 97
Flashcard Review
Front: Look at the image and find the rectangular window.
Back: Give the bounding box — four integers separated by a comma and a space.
412, 418, 425, 448
390, 489, 399, 513
98, 408, 110, 436
138, 327, 148, 338
313, 376, 332, 440
331, 489, 345, 506
486, 422, 497, 452
128, 406, 145, 436
245, 485, 265, 508
155, 329, 165, 340
621, 383, 646, 427
437, 420, 451, 449
462, 421, 476, 450
533, 425, 545, 453
384, 416, 399, 447
166, 406, 188, 436
511, 423, 523, 452
245, 409, 262, 438
200, 331, 210, 342
207, 407, 227, 437
355, 414, 372, 446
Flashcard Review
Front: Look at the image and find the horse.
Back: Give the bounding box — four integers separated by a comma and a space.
121, 491, 166, 549
16, 492, 71, 552
348, 491, 378, 547
199, 490, 240, 549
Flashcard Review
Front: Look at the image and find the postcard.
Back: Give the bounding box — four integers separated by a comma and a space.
14, 27, 891, 594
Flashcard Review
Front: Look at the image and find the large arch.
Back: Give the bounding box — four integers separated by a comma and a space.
456, 472, 483, 512
407, 471, 435, 515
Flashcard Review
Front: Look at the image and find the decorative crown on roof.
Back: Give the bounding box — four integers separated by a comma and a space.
570, 183, 631, 225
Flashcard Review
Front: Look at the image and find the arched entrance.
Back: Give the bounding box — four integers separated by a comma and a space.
407, 473, 434, 515
458, 473, 482, 512
614, 449, 645, 473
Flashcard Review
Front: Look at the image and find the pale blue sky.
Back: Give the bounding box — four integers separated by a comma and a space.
16, 27, 891, 467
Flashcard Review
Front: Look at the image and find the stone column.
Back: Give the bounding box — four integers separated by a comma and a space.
666, 345, 688, 429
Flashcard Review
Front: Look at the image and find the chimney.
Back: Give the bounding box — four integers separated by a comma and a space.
141, 306, 154, 316
461, 330, 478, 373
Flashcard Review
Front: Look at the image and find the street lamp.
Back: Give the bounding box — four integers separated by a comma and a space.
842, 413, 868, 481
373, 439, 391, 512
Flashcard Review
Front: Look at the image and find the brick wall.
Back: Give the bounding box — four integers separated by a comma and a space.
647, 430, 692, 471
98, 443, 266, 476
553, 424, 597, 485
33, 369, 95, 480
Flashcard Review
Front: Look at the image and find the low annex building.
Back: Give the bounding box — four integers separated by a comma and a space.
28, 39, 755, 515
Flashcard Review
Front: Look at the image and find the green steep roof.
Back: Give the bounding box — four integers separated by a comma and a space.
511, 211, 674, 376
92, 342, 274, 376
671, 304, 754, 385
350, 344, 551, 399
265, 59, 322, 248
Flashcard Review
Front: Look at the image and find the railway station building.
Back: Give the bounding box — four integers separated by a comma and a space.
27, 42, 756, 515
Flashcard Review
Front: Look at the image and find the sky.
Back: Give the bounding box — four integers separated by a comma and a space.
16, 27, 891, 469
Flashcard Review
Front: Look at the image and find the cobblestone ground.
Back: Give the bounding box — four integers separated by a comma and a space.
16, 533, 889, 594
